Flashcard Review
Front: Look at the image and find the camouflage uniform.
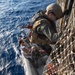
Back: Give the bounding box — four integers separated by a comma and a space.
31, 14, 58, 55
30, 3, 63, 55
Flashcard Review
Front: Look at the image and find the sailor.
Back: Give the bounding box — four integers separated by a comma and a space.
29, 3, 63, 55
31, 45, 40, 68
19, 38, 31, 58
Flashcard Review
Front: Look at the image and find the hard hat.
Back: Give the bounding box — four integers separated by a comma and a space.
46, 3, 62, 19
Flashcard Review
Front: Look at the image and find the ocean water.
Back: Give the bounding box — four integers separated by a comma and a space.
0, 0, 56, 75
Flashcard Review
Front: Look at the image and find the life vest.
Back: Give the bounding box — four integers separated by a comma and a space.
29, 11, 57, 45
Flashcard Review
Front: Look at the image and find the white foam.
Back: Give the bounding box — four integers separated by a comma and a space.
0, 33, 4, 38
5, 31, 11, 36
0, 67, 3, 71
12, 43, 19, 56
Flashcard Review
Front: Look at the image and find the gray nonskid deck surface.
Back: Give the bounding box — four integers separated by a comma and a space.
26, 58, 45, 75
37, 65, 44, 75
21, 51, 45, 75
20, 48, 50, 75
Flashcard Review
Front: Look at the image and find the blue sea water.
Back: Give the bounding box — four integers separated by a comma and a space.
0, 0, 56, 75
